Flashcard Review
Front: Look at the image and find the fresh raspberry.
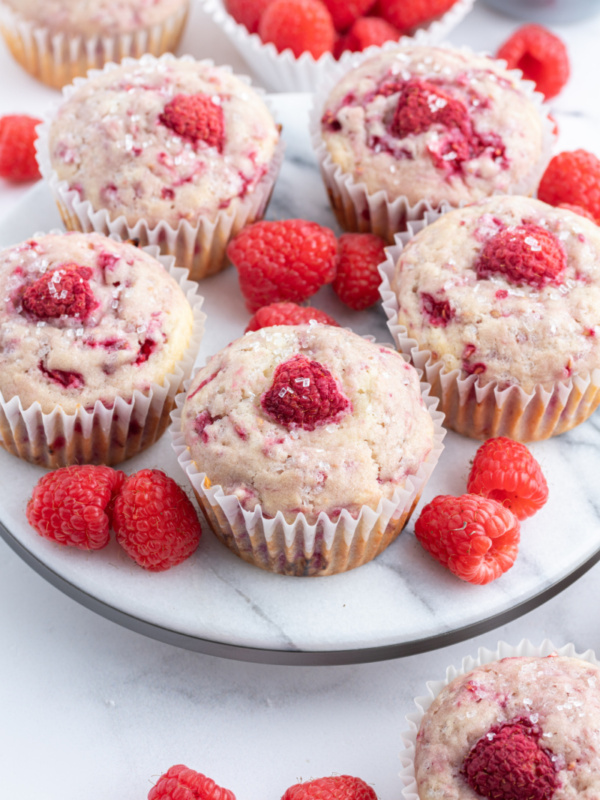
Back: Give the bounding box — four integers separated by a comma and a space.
111, 469, 202, 571
160, 94, 225, 150
0, 114, 42, 182
148, 765, 236, 800
462, 718, 557, 800
282, 775, 378, 800
333, 233, 386, 310
496, 24, 569, 100
261, 354, 351, 430
258, 0, 335, 58
557, 203, 597, 223
538, 150, 600, 224
414, 494, 520, 585
224, 0, 273, 33
22, 263, 97, 320
391, 80, 470, 139
475, 224, 566, 289
341, 17, 401, 53
227, 219, 338, 312
321, 0, 377, 33
378, 0, 459, 33
245, 302, 339, 332
26, 465, 125, 550
467, 437, 549, 521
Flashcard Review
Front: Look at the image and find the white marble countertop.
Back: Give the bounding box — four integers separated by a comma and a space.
2, 2, 600, 798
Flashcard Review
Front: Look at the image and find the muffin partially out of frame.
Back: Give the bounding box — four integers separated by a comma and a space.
0, 231, 204, 467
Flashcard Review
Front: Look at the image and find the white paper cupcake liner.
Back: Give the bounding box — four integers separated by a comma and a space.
379, 212, 600, 441
0, 233, 206, 469
35, 53, 285, 281
400, 639, 600, 800
310, 44, 556, 243
170, 356, 446, 577
201, 0, 475, 93
0, 0, 190, 89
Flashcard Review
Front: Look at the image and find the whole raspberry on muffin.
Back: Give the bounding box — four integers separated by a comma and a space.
415, 655, 600, 800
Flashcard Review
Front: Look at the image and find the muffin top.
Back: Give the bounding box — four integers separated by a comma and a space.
181, 324, 435, 523
391, 196, 600, 391
415, 655, 600, 800
4, 0, 187, 37
0, 232, 194, 414
48, 58, 280, 229
320, 46, 548, 207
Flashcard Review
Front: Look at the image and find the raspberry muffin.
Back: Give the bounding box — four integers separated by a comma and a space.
173, 324, 444, 576
414, 654, 600, 800
39, 55, 283, 280
383, 195, 600, 441
0, 0, 190, 89
0, 231, 204, 467
313, 45, 552, 241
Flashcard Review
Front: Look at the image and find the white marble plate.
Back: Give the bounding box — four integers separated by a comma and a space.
1, 94, 600, 665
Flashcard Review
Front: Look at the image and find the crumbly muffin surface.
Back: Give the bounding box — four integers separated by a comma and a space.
0, 232, 193, 413
49, 59, 279, 229
392, 196, 600, 391
416, 655, 600, 800
321, 46, 547, 207
182, 325, 435, 522
4, 0, 188, 37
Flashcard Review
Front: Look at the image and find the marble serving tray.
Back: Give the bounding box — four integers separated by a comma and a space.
1, 93, 599, 666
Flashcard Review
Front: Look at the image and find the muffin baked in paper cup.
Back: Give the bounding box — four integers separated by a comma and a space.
310, 45, 556, 244
201, 0, 475, 93
400, 639, 600, 800
0, 236, 206, 469
380, 212, 600, 442
170, 372, 446, 578
35, 54, 285, 282
0, 0, 190, 90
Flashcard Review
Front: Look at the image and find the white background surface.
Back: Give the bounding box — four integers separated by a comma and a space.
2, 1, 600, 798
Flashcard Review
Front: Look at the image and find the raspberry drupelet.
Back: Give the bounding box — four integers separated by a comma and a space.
415, 655, 600, 800
319, 45, 551, 218
0, 232, 194, 419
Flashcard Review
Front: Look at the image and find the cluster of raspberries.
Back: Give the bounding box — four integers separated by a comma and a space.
227, 218, 387, 330
224, 0, 460, 59
414, 437, 549, 585
26, 466, 202, 571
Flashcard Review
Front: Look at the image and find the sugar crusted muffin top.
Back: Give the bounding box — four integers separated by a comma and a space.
0, 232, 194, 414
415, 655, 600, 800
48, 59, 279, 230
181, 324, 435, 523
392, 196, 600, 391
320, 46, 547, 207
3, 0, 187, 37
